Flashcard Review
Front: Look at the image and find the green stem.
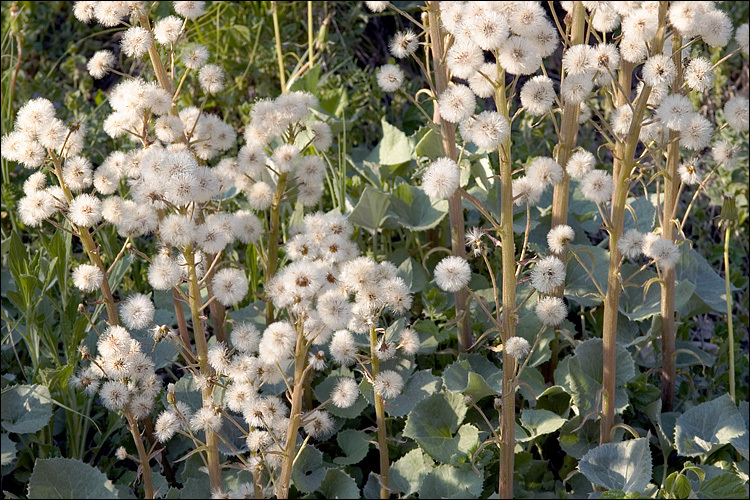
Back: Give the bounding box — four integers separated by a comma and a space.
265, 172, 288, 325
601, 3, 668, 445
185, 246, 222, 493
493, 64, 517, 500
307, 2, 314, 69
50, 153, 120, 326
369, 325, 390, 499
544, 1, 585, 383
276, 323, 310, 499
272, 1, 287, 93
660, 31, 683, 412
426, 2, 471, 352
724, 226, 735, 402
126, 412, 154, 499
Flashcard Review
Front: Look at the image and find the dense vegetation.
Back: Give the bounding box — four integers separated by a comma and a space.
1, 2, 748, 499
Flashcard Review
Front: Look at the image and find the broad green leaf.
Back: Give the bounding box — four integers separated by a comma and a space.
673, 340, 715, 369
151, 466, 168, 499
222, 470, 255, 498
560, 415, 625, 461
333, 429, 370, 466
367, 118, 414, 166
7, 232, 29, 295
319, 87, 348, 118
675, 247, 730, 315
225, 300, 265, 328
599, 489, 627, 498
107, 253, 133, 293
390, 448, 435, 496
1, 385, 53, 434
645, 400, 677, 451
698, 472, 748, 499
518, 360, 547, 402
230, 24, 251, 43
623, 195, 655, 233
555, 339, 634, 415
519, 409, 567, 441
573, 338, 636, 387
415, 126, 443, 160
674, 394, 746, 458
442, 358, 496, 402
41, 229, 71, 302
384, 369, 441, 417
514, 304, 556, 368
420, 464, 484, 499
179, 476, 211, 499
620, 270, 695, 321
348, 186, 390, 233
131, 310, 179, 370
28, 457, 118, 499
403, 392, 479, 464
565, 244, 609, 308
175, 454, 210, 498
663, 472, 692, 499
578, 437, 652, 494
173, 375, 203, 412
559, 418, 597, 460
535, 385, 572, 416
292, 445, 327, 493
394, 253, 428, 293
389, 184, 449, 231
289, 63, 320, 93
1, 433, 16, 469
318, 469, 359, 499
734, 401, 750, 460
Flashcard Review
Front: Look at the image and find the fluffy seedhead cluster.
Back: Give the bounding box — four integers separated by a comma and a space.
149, 211, 415, 488
74, 325, 160, 420
368, 5, 747, 496
2, 2, 339, 495
371, 0, 748, 328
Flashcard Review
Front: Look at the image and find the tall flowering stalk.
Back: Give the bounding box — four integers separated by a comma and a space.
546, 2, 585, 380
372, 2, 573, 496
600, 3, 670, 443
426, 2, 471, 352
659, 31, 683, 412
494, 71, 518, 500
6, 2, 335, 497
721, 194, 738, 402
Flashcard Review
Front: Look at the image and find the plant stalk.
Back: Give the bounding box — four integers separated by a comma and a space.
660, 31, 683, 412
185, 246, 222, 493
50, 154, 120, 326
494, 67, 517, 500
265, 172, 288, 325
276, 325, 309, 499
426, 2, 471, 352
125, 412, 154, 499
272, 1, 287, 93
369, 325, 390, 499
173, 288, 195, 364
600, 3, 668, 445
724, 226, 735, 402
138, 12, 174, 95
546, 0, 585, 383
307, 2, 314, 69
